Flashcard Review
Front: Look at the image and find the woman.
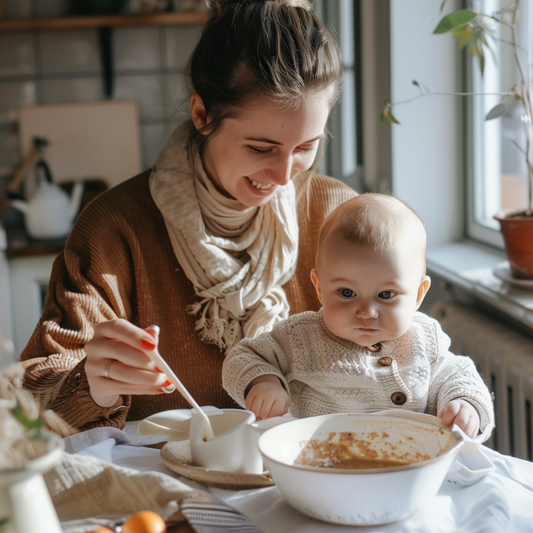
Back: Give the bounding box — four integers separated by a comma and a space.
19, 0, 357, 431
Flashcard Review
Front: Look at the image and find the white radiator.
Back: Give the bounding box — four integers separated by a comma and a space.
431, 299, 533, 461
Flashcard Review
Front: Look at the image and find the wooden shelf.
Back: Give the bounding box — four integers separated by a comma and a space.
0, 11, 209, 31
0, 10, 209, 96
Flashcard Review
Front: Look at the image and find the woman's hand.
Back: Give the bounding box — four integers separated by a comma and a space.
437, 399, 481, 439
245, 375, 289, 420
85, 319, 173, 408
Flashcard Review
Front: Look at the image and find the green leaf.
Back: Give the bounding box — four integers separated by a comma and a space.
434, 10, 477, 34
12, 406, 43, 430
380, 108, 400, 125
457, 25, 474, 49
478, 45, 485, 76
485, 102, 507, 120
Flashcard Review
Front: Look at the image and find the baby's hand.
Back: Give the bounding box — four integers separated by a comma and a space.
245, 375, 289, 420
437, 399, 480, 439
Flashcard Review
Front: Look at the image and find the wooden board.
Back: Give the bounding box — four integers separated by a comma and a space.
18, 101, 142, 191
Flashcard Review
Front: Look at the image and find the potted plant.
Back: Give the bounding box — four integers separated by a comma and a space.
382, 0, 533, 279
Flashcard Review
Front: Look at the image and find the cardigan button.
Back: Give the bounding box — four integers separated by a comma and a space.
367, 343, 382, 353
378, 356, 392, 366
391, 392, 407, 405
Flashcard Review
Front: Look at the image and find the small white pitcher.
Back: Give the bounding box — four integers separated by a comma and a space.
189, 408, 289, 474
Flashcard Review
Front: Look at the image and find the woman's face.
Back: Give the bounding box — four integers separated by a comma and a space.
192, 88, 334, 207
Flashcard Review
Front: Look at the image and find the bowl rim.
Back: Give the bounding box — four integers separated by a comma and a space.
259, 413, 464, 475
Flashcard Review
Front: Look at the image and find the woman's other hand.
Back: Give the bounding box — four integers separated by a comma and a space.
245, 374, 289, 420
85, 319, 173, 408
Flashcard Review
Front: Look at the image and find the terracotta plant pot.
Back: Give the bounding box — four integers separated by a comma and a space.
494, 209, 533, 279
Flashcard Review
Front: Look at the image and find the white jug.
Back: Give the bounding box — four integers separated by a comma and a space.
10, 160, 84, 240
138, 407, 290, 474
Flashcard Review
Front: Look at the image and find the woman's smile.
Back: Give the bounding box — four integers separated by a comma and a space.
196, 88, 334, 208
247, 177, 274, 191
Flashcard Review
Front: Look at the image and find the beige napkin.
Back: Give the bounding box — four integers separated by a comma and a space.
44, 451, 204, 532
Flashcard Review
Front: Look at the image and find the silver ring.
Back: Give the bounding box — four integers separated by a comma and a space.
104, 361, 114, 380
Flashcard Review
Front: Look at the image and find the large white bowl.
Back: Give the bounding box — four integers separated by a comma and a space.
258, 413, 463, 526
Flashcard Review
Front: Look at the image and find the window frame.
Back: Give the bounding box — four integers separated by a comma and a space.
465, 0, 504, 248
315, 0, 363, 192
465, 0, 533, 249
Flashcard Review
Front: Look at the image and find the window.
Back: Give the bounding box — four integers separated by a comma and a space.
315, 0, 363, 192
467, 0, 533, 247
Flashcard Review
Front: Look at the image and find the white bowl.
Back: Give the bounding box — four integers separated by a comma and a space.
258, 413, 463, 526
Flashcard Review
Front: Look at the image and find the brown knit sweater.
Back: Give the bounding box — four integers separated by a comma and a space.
19, 170, 356, 430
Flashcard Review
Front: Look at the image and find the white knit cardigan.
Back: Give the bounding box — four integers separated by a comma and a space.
222, 309, 495, 441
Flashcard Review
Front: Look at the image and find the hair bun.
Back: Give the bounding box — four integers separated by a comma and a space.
206, 0, 312, 15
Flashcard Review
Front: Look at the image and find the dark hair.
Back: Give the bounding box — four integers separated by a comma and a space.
188, 0, 342, 138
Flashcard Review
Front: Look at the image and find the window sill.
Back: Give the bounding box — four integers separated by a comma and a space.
426, 241, 533, 334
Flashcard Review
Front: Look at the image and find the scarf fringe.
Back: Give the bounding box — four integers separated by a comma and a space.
187, 302, 243, 351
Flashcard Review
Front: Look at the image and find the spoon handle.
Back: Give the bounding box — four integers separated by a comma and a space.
149, 348, 215, 440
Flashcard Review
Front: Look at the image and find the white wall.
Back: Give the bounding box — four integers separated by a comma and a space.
389, 0, 464, 246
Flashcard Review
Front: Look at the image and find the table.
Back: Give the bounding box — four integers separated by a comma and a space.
63, 420, 533, 533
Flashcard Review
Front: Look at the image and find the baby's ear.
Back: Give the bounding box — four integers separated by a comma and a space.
416, 276, 431, 309
310, 269, 323, 304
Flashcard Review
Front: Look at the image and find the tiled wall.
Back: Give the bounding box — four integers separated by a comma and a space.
0, 0, 203, 185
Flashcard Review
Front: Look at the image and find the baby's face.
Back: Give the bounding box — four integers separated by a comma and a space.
312, 235, 430, 347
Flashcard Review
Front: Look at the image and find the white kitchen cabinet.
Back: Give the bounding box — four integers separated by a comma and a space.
0, 226, 15, 366
0, 225, 58, 362
8, 253, 57, 356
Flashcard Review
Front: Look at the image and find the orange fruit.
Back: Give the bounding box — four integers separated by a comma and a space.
121, 510, 166, 533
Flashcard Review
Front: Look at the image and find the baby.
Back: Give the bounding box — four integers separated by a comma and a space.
222, 194, 494, 439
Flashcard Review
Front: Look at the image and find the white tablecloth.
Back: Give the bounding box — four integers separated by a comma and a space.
65, 422, 533, 533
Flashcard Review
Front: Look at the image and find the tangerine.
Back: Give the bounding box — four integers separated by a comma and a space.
121, 510, 166, 533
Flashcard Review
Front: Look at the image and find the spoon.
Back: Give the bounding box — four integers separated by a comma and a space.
147, 346, 215, 441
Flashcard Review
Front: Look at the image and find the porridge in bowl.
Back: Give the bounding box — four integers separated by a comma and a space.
259, 413, 463, 525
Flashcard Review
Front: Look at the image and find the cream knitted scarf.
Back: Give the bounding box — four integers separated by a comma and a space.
149, 123, 299, 351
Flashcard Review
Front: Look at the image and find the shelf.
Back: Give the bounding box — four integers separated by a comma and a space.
5, 224, 64, 259
0, 10, 209, 97
0, 11, 209, 31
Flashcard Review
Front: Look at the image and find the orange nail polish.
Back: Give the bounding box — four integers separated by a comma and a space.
163, 378, 173, 387
155, 366, 164, 373
141, 338, 156, 350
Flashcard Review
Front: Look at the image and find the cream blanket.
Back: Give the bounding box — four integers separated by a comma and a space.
44, 451, 199, 532
150, 124, 298, 351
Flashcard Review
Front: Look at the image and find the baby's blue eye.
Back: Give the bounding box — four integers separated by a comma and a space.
339, 289, 355, 298
379, 291, 394, 300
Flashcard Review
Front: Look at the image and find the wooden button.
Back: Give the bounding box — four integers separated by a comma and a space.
391, 392, 407, 405
367, 343, 382, 353
74, 372, 82, 385
378, 356, 392, 366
